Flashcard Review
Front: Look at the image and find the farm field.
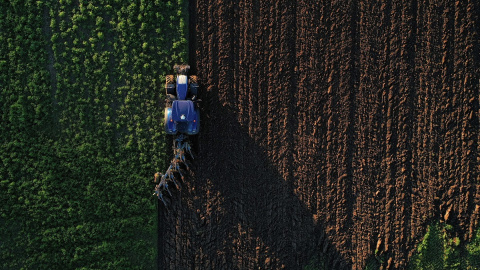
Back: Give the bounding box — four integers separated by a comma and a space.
161, 0, 480, 269
2, 0, 480, 269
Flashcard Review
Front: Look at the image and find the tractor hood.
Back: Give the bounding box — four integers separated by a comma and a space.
171, 100, 196, 122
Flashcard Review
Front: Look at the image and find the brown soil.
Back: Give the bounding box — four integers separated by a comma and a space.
159, 1, 480, 269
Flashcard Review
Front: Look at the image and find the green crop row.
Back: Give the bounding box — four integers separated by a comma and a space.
1, 0, 188, 269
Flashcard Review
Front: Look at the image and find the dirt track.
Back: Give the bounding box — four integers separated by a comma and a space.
160, 1, 479, 269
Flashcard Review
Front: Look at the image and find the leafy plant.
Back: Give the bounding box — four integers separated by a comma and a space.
409, 223, 445, 270
466, 227, 480, 269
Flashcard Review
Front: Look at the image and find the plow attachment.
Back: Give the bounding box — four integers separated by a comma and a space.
153, 134, 193, 207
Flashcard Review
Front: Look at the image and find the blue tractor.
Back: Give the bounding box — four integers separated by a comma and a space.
154, 65, 199, 206
164, 64, 200, 135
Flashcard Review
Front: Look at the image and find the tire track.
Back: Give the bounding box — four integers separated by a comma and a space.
392, 1, 417, 268
382, 0, 398, 267
354, 1, 389, 268
454, 0, 479, 241
466, 0, 480, 240
410, 0, 443, 257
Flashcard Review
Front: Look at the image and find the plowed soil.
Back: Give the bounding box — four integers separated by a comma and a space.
159, 1, 480, 269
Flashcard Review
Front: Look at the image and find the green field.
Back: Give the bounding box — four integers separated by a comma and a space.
0, 0, 187, 268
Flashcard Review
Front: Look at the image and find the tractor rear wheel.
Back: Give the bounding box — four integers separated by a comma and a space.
165, 75, 175, 96
189, 75, 198, 97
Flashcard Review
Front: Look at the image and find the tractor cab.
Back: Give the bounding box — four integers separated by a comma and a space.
175, 75, 188, 100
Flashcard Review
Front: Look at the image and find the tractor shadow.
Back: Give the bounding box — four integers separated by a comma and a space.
191, 89, 349, 269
